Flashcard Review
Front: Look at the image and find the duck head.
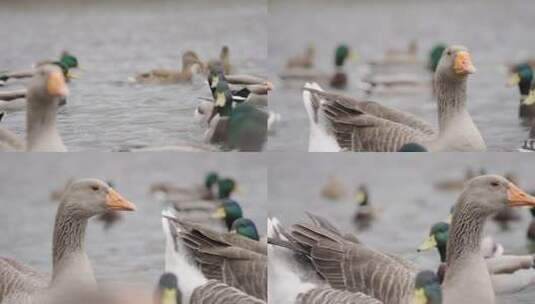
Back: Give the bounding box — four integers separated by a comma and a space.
508, 63, 533, 96
212, 80, 233, 117
355, 185, 369, 206
428, 43, 446, 72
217, 178, 237, 199
335, 44, 350, 67
60, 178, 136, 218
155, 272, 182, 304
212, 199, 243, 230
418, 221, 449, 263
412, 271, 442, 304
230, 218, 260, 240
436, 45, 476, 80
204, 172, 219, 189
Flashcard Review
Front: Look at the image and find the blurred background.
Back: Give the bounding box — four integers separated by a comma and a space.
268, 0, 535, 151
0, 0, 266, 151
268, 153, 535, 303
0, 153, 267, 287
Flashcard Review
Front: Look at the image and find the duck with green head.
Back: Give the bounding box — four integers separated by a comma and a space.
330, 44, 351, 89
354, 184, 377, 230
212, 199, 244, 231
508, 63, 535, 118
155, 272, 182, 304
231, 218, 260, 241
412, 270, 442, 304
418, 221, 450, 283
428, 44, 446, 73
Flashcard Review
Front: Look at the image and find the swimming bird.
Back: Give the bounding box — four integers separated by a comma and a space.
162, 211, 267, 301
354, 184, 377, 230
206, 46, 233, 75
519, 120, 535, 152
507, 63, 535, 119
286, 44, 316, 69
0, 179, 136, 303
0, 65, 69, 151
132, 51, 203, 84
149, 172, 220, 202
320, 175, 346, 200
303, 45, 485, 152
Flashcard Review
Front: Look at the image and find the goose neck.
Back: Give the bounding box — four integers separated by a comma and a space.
26, 91, 61, 149
435, 74, 468, 132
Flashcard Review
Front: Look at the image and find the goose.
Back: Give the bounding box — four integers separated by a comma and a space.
320, 175, 346, 200
286, 44, 316, 69
507, 63, 535, 119
162, 211, 267, 302
279, 44, 355, 90
275, 175, 535, 304
206, 46, 233, 75
353, 184, 377, 230
0, 65, 69, 152
418, 221, 535, 294
0, 51, 80, 85
492, 173, 522, 229
132, 51, 203, 84
0, 179, 136, 304
268, 214, 441, 304
303, 45, 486, 152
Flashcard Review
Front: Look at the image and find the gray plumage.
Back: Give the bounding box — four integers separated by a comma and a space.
296, 287, 383, 304
190, 280, 265, 304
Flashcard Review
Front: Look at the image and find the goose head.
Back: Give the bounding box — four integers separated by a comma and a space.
436, 45, 476, 81
418, 221, 449, 262
458, 175, 535, 217
155, 272, 182, 304
29, 65, 69, 101
212, 199, 243, 230
60, 179, 136, 219
355, 185, 369, 206
231, 218, 259, 240
412, 270, 442, 304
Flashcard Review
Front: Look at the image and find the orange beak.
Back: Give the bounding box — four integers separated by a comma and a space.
106, 188, 136, 211
46, 71, 69, 98
507, 183, 535, 207
454, 51, 476, 75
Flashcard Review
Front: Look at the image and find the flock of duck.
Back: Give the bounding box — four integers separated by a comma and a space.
276, 42, 535, 152
0, 47, 270, 151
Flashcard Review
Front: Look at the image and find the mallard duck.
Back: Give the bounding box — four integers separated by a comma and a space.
320, 175, 346, 200
149, 172, 220, 202
353, 184, 377, 230
519, 120, 535, 152
434, 167, 485, 191
132, 51, 203, 84
231, 218, 260, 241
303, 45, 486, 152
162, 211, 267, 301
166, 176, 238, 209
0, 51, 80, 84
428, 44, 446, 72
507, 63, 535, 119
273, 175, 535, 304
0, 65, 69, 151
286, 44, 315, 69
279, 44, 355, 90
0, 179, 135, 303
206, 46, 233, 75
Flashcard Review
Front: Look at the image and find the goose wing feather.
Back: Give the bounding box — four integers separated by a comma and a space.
0, 257, 48, 302
296, 287, 383, 304
191, 280, 265, 304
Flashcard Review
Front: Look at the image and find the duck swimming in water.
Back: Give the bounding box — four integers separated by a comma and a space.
132, 51, 203, 84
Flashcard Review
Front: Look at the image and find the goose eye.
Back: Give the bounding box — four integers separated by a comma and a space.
490, 182, 499, 187
91, 185, 100, 191
447, 51, 452, 56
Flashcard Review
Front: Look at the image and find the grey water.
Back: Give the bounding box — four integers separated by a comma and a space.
0, 0, 267, 151
268, 0, 535, 152
0, 153, 267, 287
268, 153, 535, 303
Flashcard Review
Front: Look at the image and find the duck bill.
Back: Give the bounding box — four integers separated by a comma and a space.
215, 92, 226, 107
454, 51, 476, 75
355, 191, 366, 205
523, 91, 535, 106
106, 188, 136, 211
507, 73, 521, 87
507, 183, 535, 207
211, 206, 226, 219
411, 288, 427, 304
417, 235, 437, 252
47, 71, 69, 98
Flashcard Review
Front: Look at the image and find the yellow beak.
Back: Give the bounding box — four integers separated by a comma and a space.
211, 206, 226, 219
507, 73, 521, 87
215, 92, 226, 107
349, 51, 360, 62
355, 191, 366, 204
412, 288, 427, 304
417, 235, 437, 252
523, 90, 535, 106
162, 288, 177, 304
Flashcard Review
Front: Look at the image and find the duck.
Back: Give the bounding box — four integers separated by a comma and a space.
0, 179, 136, 304
0, 51, 80, 85
507, 63, 535, 119
268, 213, 442, 304
320, 175, 346, 200
132, 51, 203, 84
428, 44, 447, 73
149, 172, 220, 202
434, 167, 486, 191
286, 44, 316, 69
279, 44, 355, 90
274, 175, 535, 304
303, 45, 486, 152
519, 120, 535, 152
0, 65, 69, 151
418, 221, 535, 294
206, 46, 233, 75
161, 211, 267, 302
353, 184, 377, 230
